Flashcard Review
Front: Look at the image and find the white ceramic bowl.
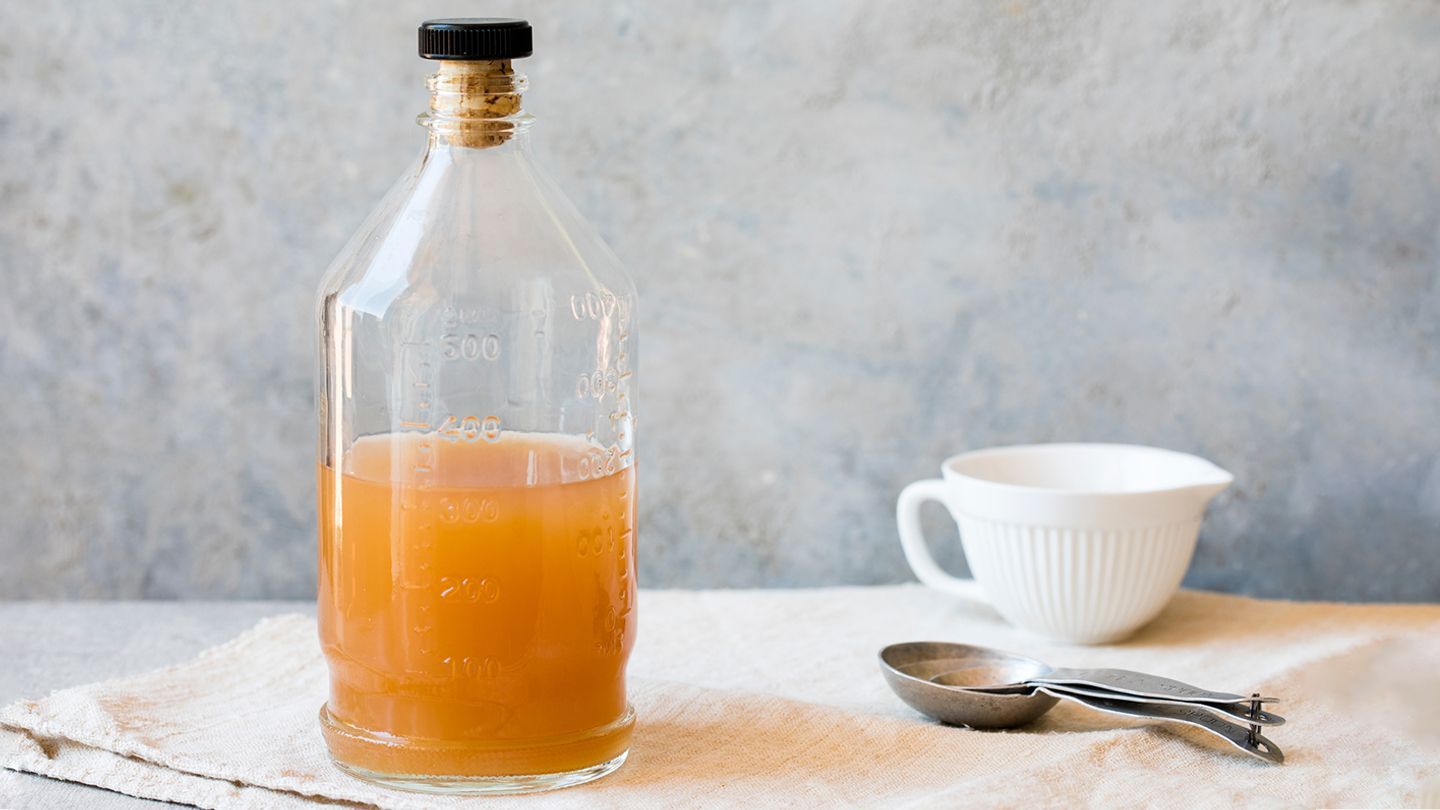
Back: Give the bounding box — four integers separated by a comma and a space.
897, 444, 1233, 644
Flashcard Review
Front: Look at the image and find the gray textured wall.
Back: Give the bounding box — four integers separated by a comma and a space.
1, 1, 1436, 600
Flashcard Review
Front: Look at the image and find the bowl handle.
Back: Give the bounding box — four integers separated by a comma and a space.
896, 479, 977, 597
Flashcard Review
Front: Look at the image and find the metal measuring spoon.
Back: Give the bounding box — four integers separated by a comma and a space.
878, 642, 1285, 764
934, 668, 1284, 727
1014, 681, 1284, 726
927, 672, 1285, 764
1026, 670, 1276, 706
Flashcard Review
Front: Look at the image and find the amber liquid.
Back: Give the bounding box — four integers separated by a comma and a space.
318, 432, 636, 778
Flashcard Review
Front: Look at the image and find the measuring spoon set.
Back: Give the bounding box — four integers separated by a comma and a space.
879, 642, 1285, 764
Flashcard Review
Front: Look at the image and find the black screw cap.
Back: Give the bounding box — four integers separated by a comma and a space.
419, 19, 532, 60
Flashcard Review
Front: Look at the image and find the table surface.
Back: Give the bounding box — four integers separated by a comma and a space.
4, 591, 1438, 809
1, 601, 307, 809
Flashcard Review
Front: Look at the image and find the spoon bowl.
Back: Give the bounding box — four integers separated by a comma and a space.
878, 642, 1059, 729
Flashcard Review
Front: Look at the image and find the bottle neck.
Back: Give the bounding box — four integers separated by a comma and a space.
419, 59, 532, 150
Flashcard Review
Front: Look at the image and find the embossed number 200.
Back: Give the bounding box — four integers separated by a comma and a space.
438, 576, 499, 603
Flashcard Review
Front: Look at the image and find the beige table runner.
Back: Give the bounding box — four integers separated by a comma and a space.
3, 586, 1438, 808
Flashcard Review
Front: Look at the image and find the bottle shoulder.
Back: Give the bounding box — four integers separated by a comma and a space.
317, 146, 635, 322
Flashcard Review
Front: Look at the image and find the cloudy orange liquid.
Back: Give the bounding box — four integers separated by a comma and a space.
317, 432, 636, 777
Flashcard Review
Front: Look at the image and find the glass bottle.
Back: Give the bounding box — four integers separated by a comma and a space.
314, 19, 638, 794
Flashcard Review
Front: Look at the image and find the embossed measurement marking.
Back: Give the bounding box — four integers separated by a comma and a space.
575, 527, 613, 557
442, 655, 502, 679
439, 496, 500, 524
441, 332, 501, 362
438, 575, 500, 603
398, 338, 440, 670
569, 290, 619, 321
437, 414, 503, 444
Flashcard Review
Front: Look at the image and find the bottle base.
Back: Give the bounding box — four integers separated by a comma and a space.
320, 703, 634, 795
329, 749, 629, 796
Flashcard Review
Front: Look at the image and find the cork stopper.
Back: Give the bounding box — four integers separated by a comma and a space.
426, 60, 527, 149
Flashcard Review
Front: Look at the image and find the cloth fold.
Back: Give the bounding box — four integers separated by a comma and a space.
3, 588, 1439, 808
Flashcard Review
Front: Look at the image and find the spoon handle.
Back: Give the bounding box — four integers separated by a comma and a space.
1036, 687, 1284, 764
1035, 683, 1285, 726
1035, 667, 1261, 705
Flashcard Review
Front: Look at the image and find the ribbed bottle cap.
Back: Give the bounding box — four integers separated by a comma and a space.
418, 19, 533, 60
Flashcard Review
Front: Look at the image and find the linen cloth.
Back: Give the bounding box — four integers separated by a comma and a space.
2, 585, 1438, 809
